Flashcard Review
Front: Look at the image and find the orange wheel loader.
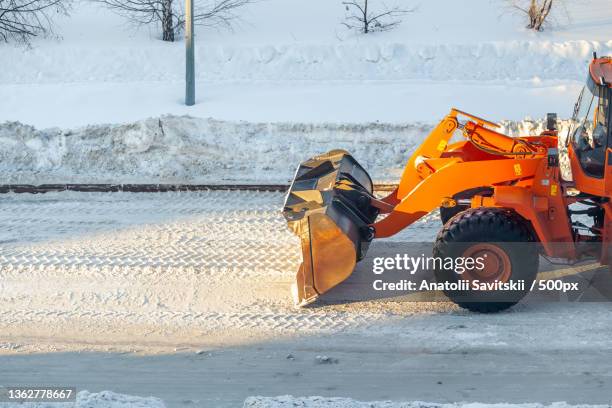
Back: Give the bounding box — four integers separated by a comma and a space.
282, 56, 612, 313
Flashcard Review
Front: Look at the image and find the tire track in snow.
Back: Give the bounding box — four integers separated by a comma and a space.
0, 190, 419, 337
0, 308, 383, 331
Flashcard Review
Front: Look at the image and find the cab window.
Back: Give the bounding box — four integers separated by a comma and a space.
571, 84, 609, 178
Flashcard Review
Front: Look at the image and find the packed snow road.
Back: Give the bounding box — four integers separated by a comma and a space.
1, 191, 611, 407
0, 190, 442, 342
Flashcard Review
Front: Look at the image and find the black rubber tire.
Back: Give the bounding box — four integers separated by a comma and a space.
440, 205, 468, 225
433, 207, 539, 313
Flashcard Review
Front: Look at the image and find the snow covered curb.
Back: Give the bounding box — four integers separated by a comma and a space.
2, 41, 611, 84
0, 115, 570, 184
243, 398, 608, 408
0, 390, 165, 407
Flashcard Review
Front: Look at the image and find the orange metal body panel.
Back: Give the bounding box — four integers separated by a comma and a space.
372, 108, 576, 258
374, 157, 542, 237
477, 161, 574, 258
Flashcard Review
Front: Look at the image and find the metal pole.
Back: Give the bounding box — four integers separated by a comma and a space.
185, 0, 195, 106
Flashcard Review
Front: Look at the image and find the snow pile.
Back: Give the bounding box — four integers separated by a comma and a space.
2, 0, 611, 85
244, 398, 607, 408
0, 116, 427, 183
0, 115, 571, 184
0, 116, 573, 183
0, 391, 165, 408
2, 40, 610, 84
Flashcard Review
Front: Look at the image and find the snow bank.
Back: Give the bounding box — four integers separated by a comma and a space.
3, 0, 611, 84
0, 115, 571, 184
2, 40, 611, 84
243, 398, 607, 408
0, 391, 165, 408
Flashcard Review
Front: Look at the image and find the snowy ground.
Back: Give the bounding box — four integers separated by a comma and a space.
244, 400, 612, 408
0, 79, 588, 129
1, 0, 611, 127
0, 190, 438, 340
4, 396, 609, 408
1, 191, 612, 407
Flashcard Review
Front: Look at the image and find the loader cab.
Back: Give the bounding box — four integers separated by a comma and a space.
568, 58, 612, 195
570, 79, 610, 177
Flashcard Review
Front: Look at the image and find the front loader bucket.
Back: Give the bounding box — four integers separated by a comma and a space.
282, 150, 379, 306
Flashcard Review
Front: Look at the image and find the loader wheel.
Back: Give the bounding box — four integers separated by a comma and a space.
433, 208, 539, 313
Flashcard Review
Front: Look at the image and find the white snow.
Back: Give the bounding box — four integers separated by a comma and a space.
0, 115, 570, 184
243, 399, 609, 408
1, 0, 611, 127
3, 40, 611, 84
0, 80, 587, 129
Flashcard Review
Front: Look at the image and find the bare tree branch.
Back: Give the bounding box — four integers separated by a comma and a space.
0, 0, 69, 44
342, 0, 415, 34
93, 0, 252, 41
